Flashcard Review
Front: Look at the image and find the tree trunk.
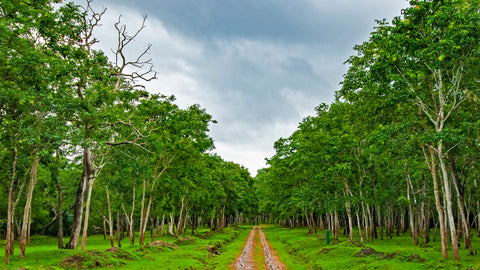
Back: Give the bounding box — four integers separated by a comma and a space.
106, 186, 114, 248
210, 207, 216, 231
27, 206, 32, 245
396, 211, 401, 237
176, 195, 186, 238
129, 185, 135, 246
140, 195, 153, 245
5, 147, 18, 264
19, 155, 40, 259
117, 210, 122, 247
422, 173, 430, 244
139, 178, 147, 245
437, 143, 459, 260
125, 213, 130, 238
160, 214, 165, 237
80, 177, 96, 250
372, 205, 377, 240
139, 157, 173, 245
450, 159, 473, 255
306, 211, 313, 234
366, 204, 373, 241
391, 209, 396, 238
168, 213, 175, 236
221, 206, 226, 229
385, 207, 391, 239
68, 148, 91, 250
182, 207, 188, 238
405, 164, 418, 245
344, 182, 354, 241
356, 209, 364, 245
150, 217, 155, 243
334, 210, 340, 238
422, 145, 448, 258
52, 149, 63, 248
475, 177, 480, 237
399, 211, 405, 233
318, 204, 324, 231
57, 180, 64, 249
377, 206, 383, 240
6, 192, 14, 264
103, 219, 107, 240
191, 209, 196, 236
361, 201, 369, 242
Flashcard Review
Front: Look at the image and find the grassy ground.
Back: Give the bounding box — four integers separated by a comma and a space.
2, 226, 480, 269
0, 226, 252, 270
262, 226, 480, 270
252, 229, 266, 270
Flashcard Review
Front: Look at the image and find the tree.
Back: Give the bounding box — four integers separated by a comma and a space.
0, 0, 86, 261
67, 0, 157, 250
340, 0, 480, 260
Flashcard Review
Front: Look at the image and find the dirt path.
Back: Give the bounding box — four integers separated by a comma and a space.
234, 227, 285, 270
235, 227, 257, 269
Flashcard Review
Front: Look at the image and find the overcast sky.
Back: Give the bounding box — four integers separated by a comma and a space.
86, 0, 410, 175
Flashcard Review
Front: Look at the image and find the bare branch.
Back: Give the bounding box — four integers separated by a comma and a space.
14, 180, 26, 208
113, 15, 157, 91
445, 143, 460, 155
153, 155, 175, 184
415, 96, 436, 125
81, 0, 107, 50
105, 141, 151, 153
444, 65, 468, 123
420, 145, 433, 171
116, 149, 139, 160
395, 63, 437, 125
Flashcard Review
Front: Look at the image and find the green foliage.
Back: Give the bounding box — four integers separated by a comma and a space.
256, 0, 480, 262
0, 0, 256, 261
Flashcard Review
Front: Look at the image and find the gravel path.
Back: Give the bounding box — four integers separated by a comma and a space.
235, 227, 257, 269
258, 227, 285, 270
234, 227, 285, 270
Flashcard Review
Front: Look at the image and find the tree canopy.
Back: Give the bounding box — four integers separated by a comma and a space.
256, 0, 480, 261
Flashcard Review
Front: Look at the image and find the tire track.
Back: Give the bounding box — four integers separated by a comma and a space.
258, 227, 285, 270
235, 227, 257, 269
234, 227, 285, 270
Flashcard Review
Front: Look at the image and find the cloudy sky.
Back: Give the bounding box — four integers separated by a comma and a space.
86, 0, 410, 175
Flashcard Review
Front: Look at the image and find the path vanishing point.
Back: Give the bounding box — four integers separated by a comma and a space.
234, 226, 285, 270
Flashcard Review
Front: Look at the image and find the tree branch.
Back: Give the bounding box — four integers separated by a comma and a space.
113, 15, 157, 91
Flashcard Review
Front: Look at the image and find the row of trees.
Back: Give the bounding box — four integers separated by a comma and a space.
1, 0, 256, 265
256, 0, 480, 261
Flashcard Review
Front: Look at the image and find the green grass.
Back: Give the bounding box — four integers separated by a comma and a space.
3, 226, 480, 269
262, 226, 480, 270
213, 225, 252, 270
253, 229, 265, 270
0, 226, 252, 270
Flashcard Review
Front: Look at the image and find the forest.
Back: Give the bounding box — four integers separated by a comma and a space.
0, 0, 256, 265
257, 0, 480, 263
2, 0, 480, 269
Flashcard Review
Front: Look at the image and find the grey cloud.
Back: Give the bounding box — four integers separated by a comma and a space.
98, 0, 405, 48
81, 0, 410, 174
282, 57, 315, 76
